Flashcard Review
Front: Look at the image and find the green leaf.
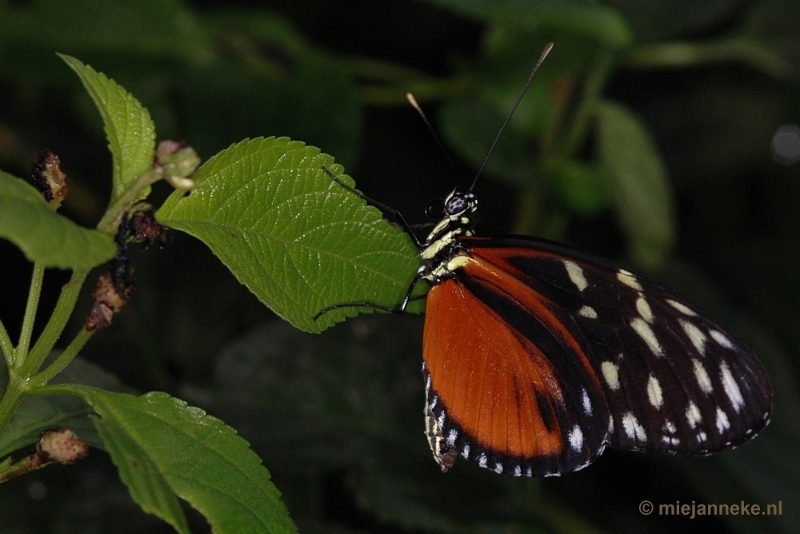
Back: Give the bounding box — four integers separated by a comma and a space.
552, 159, 610, 216
59, 54, 156, 207
596, 100, 675, 267
424, 0, 633, 48
74, 388, 297, 534
0, 356, 134, 458
0, 171, 115, 269
156, 137, 421, 333
439, 83, 554, 188
599, 0, 742, 41
0, 0, 212, 62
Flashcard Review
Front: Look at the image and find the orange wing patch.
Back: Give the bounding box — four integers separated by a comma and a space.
425, 277, 565, 458
423, 253, 610, 476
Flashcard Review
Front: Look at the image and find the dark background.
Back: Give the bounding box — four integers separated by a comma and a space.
0, 0, 798, 532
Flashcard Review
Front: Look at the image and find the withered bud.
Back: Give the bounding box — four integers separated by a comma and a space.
86, 271, 133, 331
155, 140, 199, 191
37, 428, 89, 465
129, 210, 167, 248
30, 149, 67, 204
0, 428, 89, 482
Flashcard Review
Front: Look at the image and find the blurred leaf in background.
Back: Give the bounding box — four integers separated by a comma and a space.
1, 0, 799, 533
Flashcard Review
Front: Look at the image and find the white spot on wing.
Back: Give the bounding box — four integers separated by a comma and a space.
569, 425, 584, 452
494, 463, 503, 474
663, 420, 677, 434
716, 407, 731, 433
681, 319, 708, 355
622, 412, 647, 441
447, 429, 457, 446
617, 269, 643, 291
686, 402, 702, 428
647, 374, 663, 407
564, 260, 588, 292
514, 465, 522, 476
720, 362, 745, 412
478, 453, 487, 468
693, 359, 713, 394
631, 317, 664, 356
667, 299, 698, 316
578, 305, 598, 319
710, 329, 735, 349
636, 295, 654, 324
582, 388, 592, 416
462, 444, 470, 459
601, 361, 620, 390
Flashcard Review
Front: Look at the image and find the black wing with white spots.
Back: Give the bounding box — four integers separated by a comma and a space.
460, 235, 772, 459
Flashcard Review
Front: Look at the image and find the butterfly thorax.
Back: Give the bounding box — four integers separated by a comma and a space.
419, 189, 477, 284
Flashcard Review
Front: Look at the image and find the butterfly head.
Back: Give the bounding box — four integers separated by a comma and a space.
443, 188, 477, 220
420, 188, 478, 267
423, 189, 477, 243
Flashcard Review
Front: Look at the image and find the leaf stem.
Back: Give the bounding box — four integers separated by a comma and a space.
14, 262, 46, 369
30, 328, 94, 387
21, 269, 90, 378
24, 383, 81, 398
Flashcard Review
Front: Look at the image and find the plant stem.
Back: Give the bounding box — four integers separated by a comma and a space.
14, 262, 46, 369
0, 371, 28, 434
96, 168, 160, 235
0, 320, 13, 370
626, 39, 794, 80
21, 269, 90, 378
562, 47, 615, 159
30, 328, 94, 387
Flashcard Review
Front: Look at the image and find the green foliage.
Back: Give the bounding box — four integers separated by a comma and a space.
59, 54, 157, 218
0, 55, 305, 533
0, 356, 133, 458
78, 388, 296, 534
0, 171, 115, 269
0, 0, 212, 61
429, 0, 634, 47
157, 137, 421, 333
596, 100, 675, 267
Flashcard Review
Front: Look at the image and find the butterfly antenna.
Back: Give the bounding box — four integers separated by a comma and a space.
468, 42, 554, 192
406, 93, 464, 188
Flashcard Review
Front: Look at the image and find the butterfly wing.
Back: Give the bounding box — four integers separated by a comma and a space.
422, 235, 772, 476
423, 244, 611, 477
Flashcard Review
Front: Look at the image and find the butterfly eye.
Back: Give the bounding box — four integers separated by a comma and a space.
445, 194, 471, 216
425, 198, 445, 220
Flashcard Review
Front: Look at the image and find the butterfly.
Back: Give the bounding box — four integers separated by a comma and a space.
317, 43, 772, 477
